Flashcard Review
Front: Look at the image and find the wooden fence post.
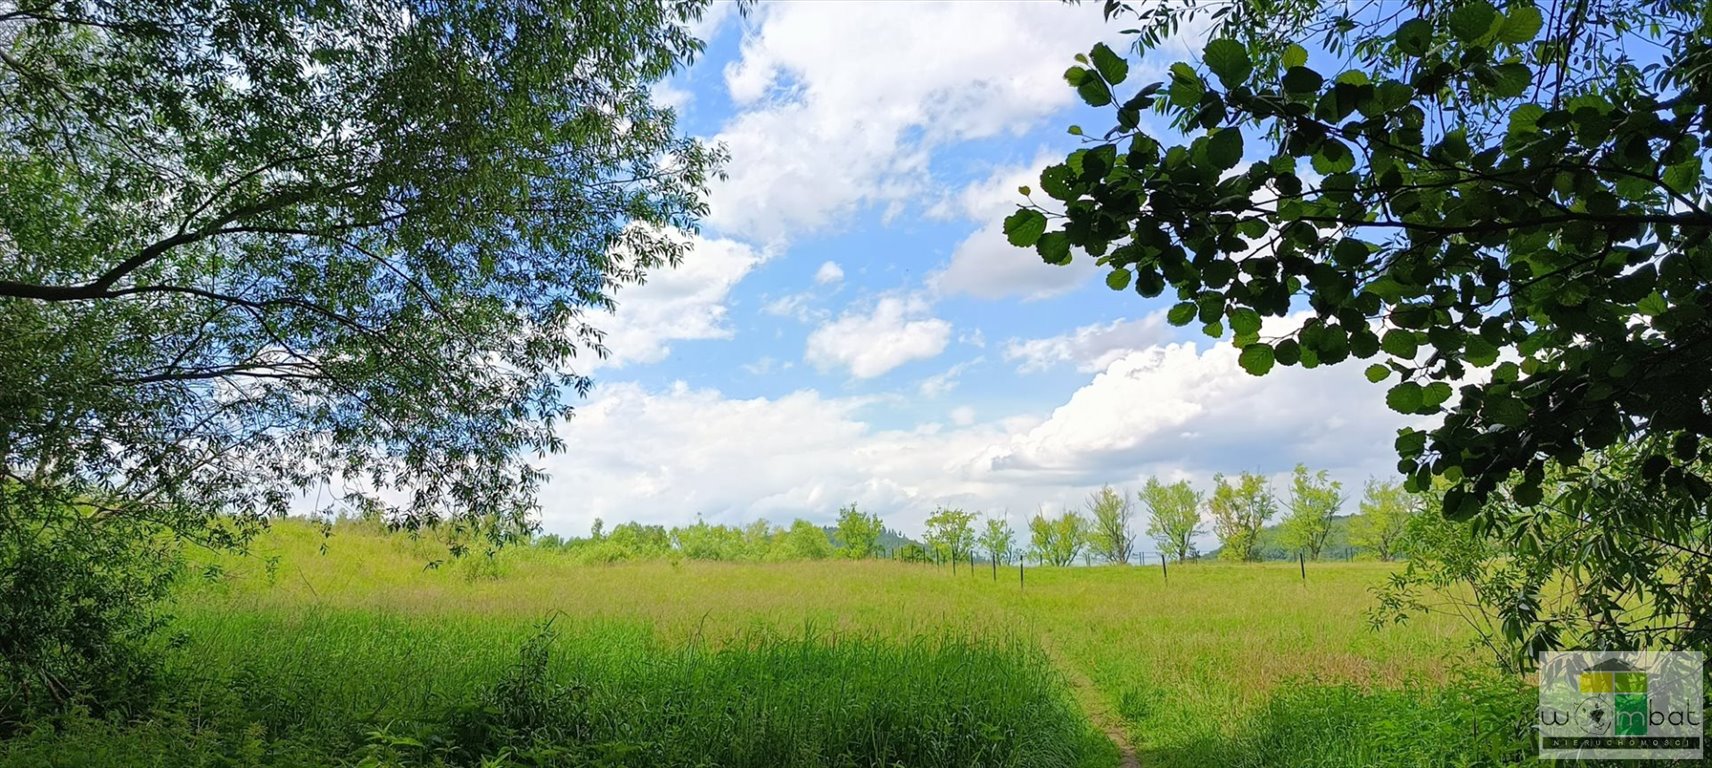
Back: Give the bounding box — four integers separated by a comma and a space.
1298, 552, 1306, 580
1160, 552, 1168, 582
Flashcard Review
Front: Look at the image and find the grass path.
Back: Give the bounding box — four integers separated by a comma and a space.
1038, 631, 1142, 768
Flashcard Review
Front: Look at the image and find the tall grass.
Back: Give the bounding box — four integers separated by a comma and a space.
1, 609, 1109, 767
5, 521, 1536, 767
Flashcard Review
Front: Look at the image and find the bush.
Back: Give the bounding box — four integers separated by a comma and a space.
0, 491, 180, 731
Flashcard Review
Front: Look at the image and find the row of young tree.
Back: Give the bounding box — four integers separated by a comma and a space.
533, 468, 1422, 566
928, 467, 1419, 567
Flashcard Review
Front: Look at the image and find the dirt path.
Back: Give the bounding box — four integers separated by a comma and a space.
1038, 633, 1141, 768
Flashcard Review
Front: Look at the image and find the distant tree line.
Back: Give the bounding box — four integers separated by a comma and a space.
531, 469, 1424, 566
531, 504, 910, 564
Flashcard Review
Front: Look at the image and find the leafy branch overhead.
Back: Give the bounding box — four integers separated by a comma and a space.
1007, 0, 1712, 515
0, 1, 723, 539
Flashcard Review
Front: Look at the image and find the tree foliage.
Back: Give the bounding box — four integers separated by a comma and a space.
1085, 485, 1137, 564
1377, 440, 1711, 665
1349, 478, 1419, 560
1140, 477, 1204, 562
1028, 509, 1089, 567
1015, 0, 1712, 520
1207, 472, 1277, 562
978, 516, 1017, 566
834, 503, 885, 559
1279, 464, 1344, 559
923, 507, 978, 565
0, 0, 721, 548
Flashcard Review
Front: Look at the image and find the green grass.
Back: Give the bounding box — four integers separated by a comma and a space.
4, 521, 1540, 767
3, 610, 1107, 768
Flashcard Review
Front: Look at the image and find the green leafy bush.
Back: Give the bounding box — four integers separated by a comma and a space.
0, 490, 179, 730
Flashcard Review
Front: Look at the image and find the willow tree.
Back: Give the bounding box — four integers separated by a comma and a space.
1, 0, 719, 715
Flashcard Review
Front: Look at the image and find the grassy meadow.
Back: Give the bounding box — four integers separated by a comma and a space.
3, 521, 1541, 767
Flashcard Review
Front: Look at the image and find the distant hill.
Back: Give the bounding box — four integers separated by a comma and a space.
1198, 514, 1363, 561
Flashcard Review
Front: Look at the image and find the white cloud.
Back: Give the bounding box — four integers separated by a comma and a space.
918, 357, 981, 397
542, 337, 1415, 539
760, 291, 823, 323
1004, 315, 1168, 373
590, 234, 768, 369
929, 157, 1099, 300
704, 1, 1123, 242
805, 294, 952, 378
814, 260, 845, 285
987, 339, 1417, 482
742, 356, 789, 376
652, 80, 693, 113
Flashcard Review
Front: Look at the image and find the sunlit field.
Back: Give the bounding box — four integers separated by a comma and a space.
0, 520, 1548, 767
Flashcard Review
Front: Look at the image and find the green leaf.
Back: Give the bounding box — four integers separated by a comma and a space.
1333, 238, 1370, 268
1311, 140, 1355, 174
1282, 43, 1309, 69
1168, 63, 1206, 108
1105, 268, 1132, 291
1395, 428, 1427, 455
1090, 43, 1129, 85
1637, 291, 1668, 317
1206, 128, 1243, 170
1238, 343, 1275, 376
1385, 382, 1424, 413
1498, 5, 1544, 43
1448, 1, 1499, 43
1039, 164, 1076, 201
1037, 231, 1072, 265
1441, 487, 1480, 520
1167, 302, 1198, 326
1077, 78, 1112, 107
1003, 209, 1048, 247
1282, 66, 1323, 96
1663, 161, 1702, 195
1421, 381, 1453, 408
1134, 269, 1165, 297
1202, 39, 1252, 89
1464, 335, 1500, 367
1395, 18, 1433, 57
1486, 396, 1528, 426
1365, 364, 1391, 383
1506, 104, 1545, 138
1229, 307, 1262, 337
1381, 329, 1419, 359
1063, 66, 1090, 86
1488, 63, 1532, 98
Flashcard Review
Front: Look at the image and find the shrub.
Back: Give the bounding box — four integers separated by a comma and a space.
0, 490, 180, 730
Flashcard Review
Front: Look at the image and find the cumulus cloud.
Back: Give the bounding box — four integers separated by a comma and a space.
814, 260, 845, 285
929, 157, 1098, 300
987, 340, 1418, 484
1004, 315, 1169, 373
542, 337, 1415, 538
589, 234, 768, 370
704, 1, 1123, 242
805, 294, 952, 378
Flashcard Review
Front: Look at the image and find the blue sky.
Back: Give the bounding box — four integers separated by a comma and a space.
535, 1, 1417, 541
